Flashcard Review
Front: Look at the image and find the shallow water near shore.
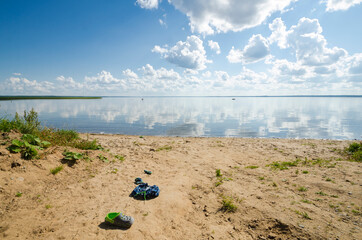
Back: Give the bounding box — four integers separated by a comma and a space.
0, 96, 361, 139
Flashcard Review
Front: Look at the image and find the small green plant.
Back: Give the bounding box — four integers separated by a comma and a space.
315, 191, 327, 196
272, 182, 278, 187
63, 151, 83, 161
115, 155, 125, 162
258, 176, 265, 180
15, 191, 22, 197
216, 169, 222, 177
295, 210, 311, 220
45, 204, 52, 209
330, 195, 339, 198
345, 142, 362, 162
267, 159, 300, 170
221, 196, 238, 212
215, 181, 223, 187
111, 168, 118, 174
50, 165, 63, 175
246, 165, 259, 169
298, 186, 308, 192
7, 134, 50, 160
156, 145, 172, 151
98, 154, 108, 163
301, 199, 312, 204
351, 209, 361, 216
139, 136, 144, 138
302, 170, 309, 174
75, 139, 102, 150
326, 178, 332, 182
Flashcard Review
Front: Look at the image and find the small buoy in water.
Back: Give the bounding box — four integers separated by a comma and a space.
232, 98, 235, 100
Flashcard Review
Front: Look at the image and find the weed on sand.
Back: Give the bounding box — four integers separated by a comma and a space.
221, 195, 238, 212
267, 159, 300, 170
50, 165, 63, 175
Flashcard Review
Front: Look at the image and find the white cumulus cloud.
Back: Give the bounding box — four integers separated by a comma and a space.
85, 71, 122, 84
168, 0, 296, 35
123, 69, 138, 79
136, 0, 160, 9
323, 0, 362, 12
4, 76, 54, 94
268, 17, 347, 66
152, 35, 211, 70
56, 76, 83, 89
227, 34, 270, 64
208, 40, 221, 54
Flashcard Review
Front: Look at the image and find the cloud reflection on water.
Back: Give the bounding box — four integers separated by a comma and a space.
0, 97, 360, 139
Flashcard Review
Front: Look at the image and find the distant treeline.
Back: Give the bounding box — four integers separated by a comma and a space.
0, 96, 102, 101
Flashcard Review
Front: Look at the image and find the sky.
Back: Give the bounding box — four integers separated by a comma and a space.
0, 0, 362, 96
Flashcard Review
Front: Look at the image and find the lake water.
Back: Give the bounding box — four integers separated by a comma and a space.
0, 97, 361, 140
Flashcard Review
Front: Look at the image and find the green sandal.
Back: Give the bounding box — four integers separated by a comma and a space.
105, 212, 134, 228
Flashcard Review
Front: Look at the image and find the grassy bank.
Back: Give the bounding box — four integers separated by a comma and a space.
0, 108, 102, 160
0, 96, 101, 101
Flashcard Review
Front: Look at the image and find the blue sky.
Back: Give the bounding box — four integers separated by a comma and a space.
1, 0, 361, 96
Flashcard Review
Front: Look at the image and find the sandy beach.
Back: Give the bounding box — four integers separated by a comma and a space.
0, 133, 361, 239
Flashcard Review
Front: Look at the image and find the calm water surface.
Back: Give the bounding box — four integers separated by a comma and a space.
0, 97, 361, 139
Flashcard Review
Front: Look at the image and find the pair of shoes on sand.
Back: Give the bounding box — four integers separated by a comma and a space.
105, 212, 134, 228
105, 170, 153, 228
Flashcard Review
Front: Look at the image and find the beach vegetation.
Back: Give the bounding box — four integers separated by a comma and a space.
215, 181, 223, 187
115, 154, 125, 162
351, 209, 361, 216
15, 191, 22, 197
301, 157, 336, 168
315, 191, 327, 196
258, 176, 265, 180
221, 195, 238, 212
216, 169, 222, 177
45, 204, 52, 209
50, 165, 63, 175
272, 182, 278, 187
295, 210, 311, 220
330, 195, 339, 198
63, 151, 83, 161
301, 199, 312, 204
7, 134, 50, 160
1, 109, 102, 150
98, 154, 108, 162
245, 165, 259, 169
267, 159, 300, 170
156, 145, 172, 151
302, 170, 309, 174
345, 142, 362, 162
75, 139, 102, 150
298, 186, 308, 192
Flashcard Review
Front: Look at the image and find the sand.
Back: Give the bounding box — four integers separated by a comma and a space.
0, 132, 361, 240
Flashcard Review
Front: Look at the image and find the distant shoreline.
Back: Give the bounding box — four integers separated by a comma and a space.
0, 96, 102, 101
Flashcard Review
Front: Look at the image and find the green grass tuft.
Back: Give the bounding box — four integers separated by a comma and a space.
246, 165, 259, 169
295, 210, 312, 219
221, 196, 238, 212
50, 165, 63, 175
298, 186, 308, 192
267, 159, 300, 170
156, 145, 172, 151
